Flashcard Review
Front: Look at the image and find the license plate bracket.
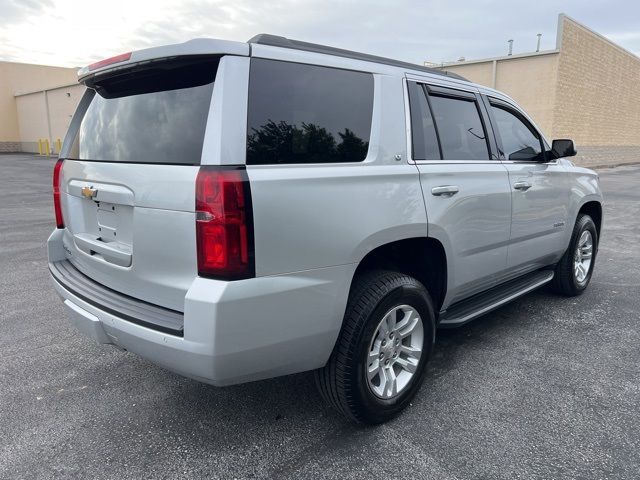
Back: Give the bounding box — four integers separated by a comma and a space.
97, 202, 119, 240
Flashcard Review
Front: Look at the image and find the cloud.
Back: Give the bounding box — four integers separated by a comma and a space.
0, 0, 638, 67
606, 30, 640, 55
1, 0, 54, 23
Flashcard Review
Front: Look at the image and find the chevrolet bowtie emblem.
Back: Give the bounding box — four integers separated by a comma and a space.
81, 186, 98, 199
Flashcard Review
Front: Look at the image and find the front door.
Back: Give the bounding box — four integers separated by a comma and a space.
486, 97, 570, 278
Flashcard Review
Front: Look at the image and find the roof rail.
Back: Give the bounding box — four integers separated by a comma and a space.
247, 34, 468, 82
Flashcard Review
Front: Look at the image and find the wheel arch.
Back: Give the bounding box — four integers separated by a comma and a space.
577, 200, 603, 237
349, 237, 448, 312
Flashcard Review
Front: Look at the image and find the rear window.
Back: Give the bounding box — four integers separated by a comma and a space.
246, 59, 374, 165
429, 94, 490, 161
69, 58, 218, 165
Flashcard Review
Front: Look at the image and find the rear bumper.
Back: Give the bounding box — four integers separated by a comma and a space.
48, 229, 354, 386
50, 259, 184, 336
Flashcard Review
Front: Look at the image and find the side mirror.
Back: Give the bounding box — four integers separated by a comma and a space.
551, 139, 577, 159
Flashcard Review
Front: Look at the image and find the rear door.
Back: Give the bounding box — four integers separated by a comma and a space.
244, 57, 425, 277
407, 80, 512, 306
58, 56, 221, 311
486, 97, 570, 277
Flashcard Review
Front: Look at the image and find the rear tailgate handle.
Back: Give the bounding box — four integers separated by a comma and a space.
74, 233, 132, 267
431, 185, 459, 196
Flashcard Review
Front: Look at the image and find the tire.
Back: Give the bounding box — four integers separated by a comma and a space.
315, 270, 436, 425
552, 214, 598, 296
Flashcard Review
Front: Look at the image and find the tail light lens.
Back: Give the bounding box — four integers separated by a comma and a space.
53, 159, 64, 229
195, 167, 254, 280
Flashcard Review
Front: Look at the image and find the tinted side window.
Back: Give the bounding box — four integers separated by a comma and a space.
428, 95, 490, 160
491, 105, 543, 161
407, 81, 440, 160
247, 59, 373, 165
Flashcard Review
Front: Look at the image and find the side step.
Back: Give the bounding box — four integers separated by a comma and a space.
438, 270, 555, 328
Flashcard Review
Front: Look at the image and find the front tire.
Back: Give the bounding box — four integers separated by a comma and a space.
315, 270, 436, 424
552, 214, 598, 296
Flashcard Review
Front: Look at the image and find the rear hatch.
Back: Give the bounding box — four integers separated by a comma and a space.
58, 57, 219, 311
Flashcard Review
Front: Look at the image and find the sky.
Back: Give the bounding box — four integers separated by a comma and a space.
0, 0, 639, 68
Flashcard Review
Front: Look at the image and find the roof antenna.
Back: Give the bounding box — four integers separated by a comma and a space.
507, 39, 514, 56
536, 33, 542, 52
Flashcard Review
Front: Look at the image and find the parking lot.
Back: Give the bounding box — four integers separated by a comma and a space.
1, 153, 639, 479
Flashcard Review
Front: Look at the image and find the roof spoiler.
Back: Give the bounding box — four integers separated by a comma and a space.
78, 38, 249, 82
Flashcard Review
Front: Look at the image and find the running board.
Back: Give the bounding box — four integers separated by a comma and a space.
438, 270, 554, 328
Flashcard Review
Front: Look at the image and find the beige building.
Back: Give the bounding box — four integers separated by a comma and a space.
435, 14, 640, 168
0, 61, 84, 153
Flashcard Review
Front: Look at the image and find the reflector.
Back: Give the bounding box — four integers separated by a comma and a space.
53, 159, 64, 229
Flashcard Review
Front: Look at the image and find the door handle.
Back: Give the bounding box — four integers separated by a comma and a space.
513, 181, 532, 191
431, 185, 459, 196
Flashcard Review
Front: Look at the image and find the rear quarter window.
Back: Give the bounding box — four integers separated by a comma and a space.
246, 59, 374, 165
407, 81, 440, 160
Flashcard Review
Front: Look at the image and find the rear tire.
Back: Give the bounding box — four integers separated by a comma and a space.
315, 270, 436, 424
552, 214, 598, 296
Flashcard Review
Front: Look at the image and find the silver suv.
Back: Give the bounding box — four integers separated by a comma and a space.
48, 35, 603, 424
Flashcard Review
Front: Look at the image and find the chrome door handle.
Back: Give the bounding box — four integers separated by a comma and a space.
431, 185, 459, 196
513, 181, 532, 191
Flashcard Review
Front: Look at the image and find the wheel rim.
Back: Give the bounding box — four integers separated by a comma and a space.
366, 304, 424, 400
574, 230, 593, 284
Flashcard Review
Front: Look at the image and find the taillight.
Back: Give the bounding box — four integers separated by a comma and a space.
53, 159, 64, 229
195, 167, 254, 280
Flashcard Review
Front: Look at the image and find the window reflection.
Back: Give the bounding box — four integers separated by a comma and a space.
74, 82, 214, 165
247, 120, 369, 164
247, 59, 374, 165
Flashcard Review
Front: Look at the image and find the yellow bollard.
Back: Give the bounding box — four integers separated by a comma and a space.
37, 139, 43, 156
56, 138, 62, 154
45, 139, 50, 156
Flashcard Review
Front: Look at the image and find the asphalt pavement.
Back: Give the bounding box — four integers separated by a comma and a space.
1, 153, 639, 479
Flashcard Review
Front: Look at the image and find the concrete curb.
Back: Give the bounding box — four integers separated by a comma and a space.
589, 162, 640, 170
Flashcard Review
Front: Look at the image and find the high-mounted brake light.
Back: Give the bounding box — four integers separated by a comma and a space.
195, 167, 254, 280
53, 159, 64, 229
88, 52, 132, 71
